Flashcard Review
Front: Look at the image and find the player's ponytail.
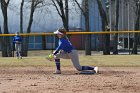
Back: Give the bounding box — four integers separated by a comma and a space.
58, 29, 66, 35
58, 28, 69, 40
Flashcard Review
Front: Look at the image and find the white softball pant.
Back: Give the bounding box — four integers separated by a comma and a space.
15, 44, 21, 56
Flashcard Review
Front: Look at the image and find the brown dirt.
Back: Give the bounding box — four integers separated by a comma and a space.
0, 67, 140, 93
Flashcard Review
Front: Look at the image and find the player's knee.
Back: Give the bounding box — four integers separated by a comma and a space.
54, 54, 60, 59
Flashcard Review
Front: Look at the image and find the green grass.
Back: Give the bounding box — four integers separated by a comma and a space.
79, 55, 140, 67
0, 55, 140, 67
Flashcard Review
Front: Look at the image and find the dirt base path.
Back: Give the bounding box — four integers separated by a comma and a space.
0, 67, 140, 93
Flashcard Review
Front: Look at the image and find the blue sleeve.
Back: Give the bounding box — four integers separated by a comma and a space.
53, 41, 63, 55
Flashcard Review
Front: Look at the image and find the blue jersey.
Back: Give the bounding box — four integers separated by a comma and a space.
13, 35, 22, 44
54, 37, 74, 55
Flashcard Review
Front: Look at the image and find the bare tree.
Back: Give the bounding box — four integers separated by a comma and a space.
96, 0, 110, 55
65, 0, 69, 31
73, 0, 91, 55
0, 0, 1, 49
132, 0, 140, 54
22, 0, 44, 56
0, 0, 12, 57
51, 0, 69, 31
20, 0, 24, 33
20, 0, 25, 56
0, 26, 2, 50
113, 0, 120, 54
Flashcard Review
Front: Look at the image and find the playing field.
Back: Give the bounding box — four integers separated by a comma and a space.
0, 50, 140, 93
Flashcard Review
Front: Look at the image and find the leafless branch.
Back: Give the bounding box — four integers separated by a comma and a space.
73, 0, 86, 16
51, 0, 62, 17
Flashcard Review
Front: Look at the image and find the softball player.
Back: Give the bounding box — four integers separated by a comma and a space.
13, 32, 22, 59
52, 29, 98, 74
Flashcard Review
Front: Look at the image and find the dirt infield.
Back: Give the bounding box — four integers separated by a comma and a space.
0, 67, 140, 93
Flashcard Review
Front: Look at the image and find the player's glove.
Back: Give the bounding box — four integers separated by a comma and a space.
46, 54, 54, 61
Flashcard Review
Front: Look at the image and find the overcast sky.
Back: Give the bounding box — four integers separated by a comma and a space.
0, 0, 82, 33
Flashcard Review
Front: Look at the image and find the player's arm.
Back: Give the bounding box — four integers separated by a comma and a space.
53, 42, 63, 55
46, 44, 63, 61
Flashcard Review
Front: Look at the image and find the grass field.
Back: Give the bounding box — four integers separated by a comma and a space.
0, 50, 140, 93
0, 52, 140, 67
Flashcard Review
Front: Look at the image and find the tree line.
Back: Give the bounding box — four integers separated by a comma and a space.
0, 0, 140, 57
